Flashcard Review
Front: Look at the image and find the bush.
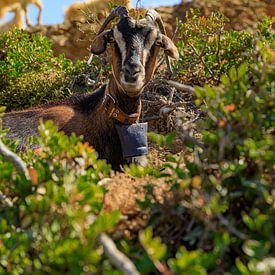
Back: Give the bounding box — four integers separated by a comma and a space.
174, 10, 254, 85
0, 121, 123, 273
0, 29, 90, 110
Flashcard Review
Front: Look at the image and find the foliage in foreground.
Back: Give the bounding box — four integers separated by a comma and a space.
123, 28, 274, 273
0, 121, 121, 273
0, 12, 274, 275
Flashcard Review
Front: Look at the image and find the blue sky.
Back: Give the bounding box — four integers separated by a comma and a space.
1, 0, 180, 25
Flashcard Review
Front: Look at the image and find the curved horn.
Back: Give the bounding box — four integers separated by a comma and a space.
146, 9, 173, 76
146, 9, 167, 35
97, 6, 129, 35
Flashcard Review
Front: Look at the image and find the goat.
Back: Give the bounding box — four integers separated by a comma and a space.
2, 6, 178, 170
64, 0, 131, 24
0, 0, 43, 27
0, 5, 24, 32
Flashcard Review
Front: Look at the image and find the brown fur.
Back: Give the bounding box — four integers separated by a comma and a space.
3, 78, 141, 170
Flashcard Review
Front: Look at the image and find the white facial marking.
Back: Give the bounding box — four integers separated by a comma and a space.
113, 26, 126, 63
143, 29, 157, 65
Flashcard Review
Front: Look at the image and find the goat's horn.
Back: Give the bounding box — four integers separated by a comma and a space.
97, 6, 129, 35
146, 9, 166, 35
146, 9, 172, 76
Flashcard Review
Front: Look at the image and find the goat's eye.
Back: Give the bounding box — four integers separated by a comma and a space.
108, 36, 115, 43
155, 40, 163, 47
105, 31, 115, 43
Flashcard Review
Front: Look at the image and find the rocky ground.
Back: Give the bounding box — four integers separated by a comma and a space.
29, 0, 274, 61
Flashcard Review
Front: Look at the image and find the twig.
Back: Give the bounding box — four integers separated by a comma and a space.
144, 102, 184, 122
179, 131, 205, 149
168, 87, 175, 104
174, 125, 204, 149
99, 233, 140, 275
142, 99, 163, 106
144, 115, 161, 122
185, 39, 219, 82
217, 215, 246, 241
167, 80, 195, 95
160, 102, 184, 114
182, 112, 202, 126
154, 260, 172, 275
87, 53, 93, 65
0, 139, 30, 180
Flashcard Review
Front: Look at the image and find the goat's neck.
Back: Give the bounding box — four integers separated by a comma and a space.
108, 75, 141, 115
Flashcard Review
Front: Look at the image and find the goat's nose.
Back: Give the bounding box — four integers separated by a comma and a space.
124, 63, 142, 83
124, 58, 143, 83
125, 64, 141, 76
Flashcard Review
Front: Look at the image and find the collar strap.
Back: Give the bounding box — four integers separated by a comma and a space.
103, 93, 139, 124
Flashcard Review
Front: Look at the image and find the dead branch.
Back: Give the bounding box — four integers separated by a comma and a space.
182, 112, 202, 126
167, 80, 195, 95
176, 128, 205, 149
99, 233, 140, 275
144, 102, 184, 122
0, 139, 30, 180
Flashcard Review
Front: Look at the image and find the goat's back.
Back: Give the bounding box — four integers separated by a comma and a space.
2, 85, 106, 148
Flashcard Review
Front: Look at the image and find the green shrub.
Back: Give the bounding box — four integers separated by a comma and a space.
174, 10, 256, 85
0, 29, 89, 110
0, 120, 123, 273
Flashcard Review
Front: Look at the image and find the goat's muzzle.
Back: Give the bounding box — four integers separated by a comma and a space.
122, 56, 145, 84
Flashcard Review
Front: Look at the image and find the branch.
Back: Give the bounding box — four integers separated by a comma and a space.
99, 233, 140, 275
144, 102, 184, 122
176, 129, 205, 149
217, 214, 246, 241
184, 40, 219, 82
167, 80, 195, 95
182, 112, 202, 126
0, 139, 30, 180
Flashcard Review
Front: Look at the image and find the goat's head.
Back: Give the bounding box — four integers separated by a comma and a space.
90, 6, 178, 97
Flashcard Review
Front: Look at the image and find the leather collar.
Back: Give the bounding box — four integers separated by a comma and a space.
103, 93, 140, 124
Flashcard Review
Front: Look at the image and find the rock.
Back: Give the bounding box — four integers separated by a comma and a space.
28, 0, 274, 61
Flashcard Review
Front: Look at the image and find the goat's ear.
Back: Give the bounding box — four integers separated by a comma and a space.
90, 29, 113, 55
156, 34, 179, 59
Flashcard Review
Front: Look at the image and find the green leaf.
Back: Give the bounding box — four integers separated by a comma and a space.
236, 258, 250, 275
237, 63, 248, 78
139, 227, 167, 261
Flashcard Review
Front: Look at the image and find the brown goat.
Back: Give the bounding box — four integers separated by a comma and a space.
2, 7, 178, 170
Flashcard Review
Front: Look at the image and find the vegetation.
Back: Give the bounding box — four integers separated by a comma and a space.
0, 29, 98, 110
174, 10, 253, 85
0, 10, 274, 275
